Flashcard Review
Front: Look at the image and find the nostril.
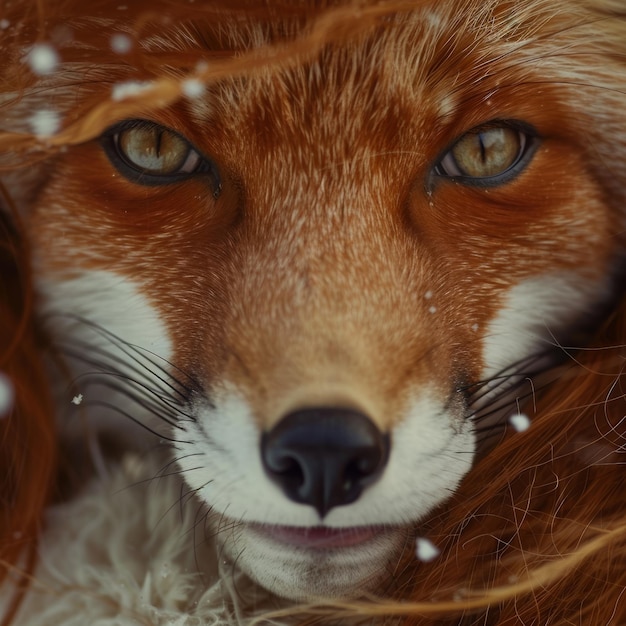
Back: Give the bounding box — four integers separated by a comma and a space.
264, 450, 307, 494
261, 407, 389, 518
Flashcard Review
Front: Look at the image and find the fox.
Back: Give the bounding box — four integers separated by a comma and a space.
0, 0, 625, 621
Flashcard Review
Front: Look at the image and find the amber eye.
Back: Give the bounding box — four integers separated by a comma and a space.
436, 123, 536, 185
102, 120, 221, 192
117, 124, 199, 175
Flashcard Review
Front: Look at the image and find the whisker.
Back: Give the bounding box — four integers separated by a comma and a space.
51, 313, 190, 376
77, 399, 189, 443
205, 507, 236, 547
115, 452, 206, 494
194, 505, 214, 575
69, 372, 189, 427
462, 348, 555, 399
68, 361, 195, 420
470, 384, 541, 426
55, 332, 194, 402
140, 476, 215, 538
47, 312, 205, 400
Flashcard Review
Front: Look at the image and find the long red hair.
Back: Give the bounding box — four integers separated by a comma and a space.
0, 198, 56, 625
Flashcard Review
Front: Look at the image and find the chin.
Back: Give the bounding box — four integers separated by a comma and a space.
217, 521, 409, 600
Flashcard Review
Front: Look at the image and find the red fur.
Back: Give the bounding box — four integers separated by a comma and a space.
1, 0, 625, 623
398, 298, 626, 624
0, 205, 56, 626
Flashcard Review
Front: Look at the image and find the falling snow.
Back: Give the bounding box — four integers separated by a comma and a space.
160, 561, 171, 580
509, 413, 531, 432
71, 394, 83, 406
111, 33, 132, 54
0, 372, 14, 418
111, 80, 154, 101
416, 537, 440, 562
182, 78, 205, 99
29, 109, 61, 137
26, 43, 59, 75
0, 19, 10, 29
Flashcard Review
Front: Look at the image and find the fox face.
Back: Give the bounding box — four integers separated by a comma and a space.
14, 0, 625, 601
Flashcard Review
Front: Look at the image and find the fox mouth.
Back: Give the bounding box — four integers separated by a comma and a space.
224, 521, 409, 599
248, 523, 392, 550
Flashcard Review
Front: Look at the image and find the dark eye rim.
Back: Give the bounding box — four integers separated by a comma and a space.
100, 119, 222, 193
432, 120, 540, 189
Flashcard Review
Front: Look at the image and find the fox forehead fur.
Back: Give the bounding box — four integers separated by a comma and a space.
7, 0, 626, 603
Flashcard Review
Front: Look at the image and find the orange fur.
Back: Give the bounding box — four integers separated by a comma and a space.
399, 296, 626, 624
1, 0, 625, 623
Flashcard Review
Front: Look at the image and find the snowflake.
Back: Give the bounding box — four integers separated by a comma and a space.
0, 372, 14, 418
26, 43, 59, 75
509, 413, 531, 432
29, 109, 61, 137
415, 537, 440, 562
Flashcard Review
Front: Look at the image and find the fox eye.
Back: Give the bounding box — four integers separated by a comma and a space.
102, 120, 221, 192
435, 123, 537, 186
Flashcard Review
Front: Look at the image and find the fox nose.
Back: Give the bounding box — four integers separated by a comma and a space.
261, 407, 389, 518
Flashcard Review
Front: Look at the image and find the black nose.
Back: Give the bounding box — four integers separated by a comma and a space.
261, 407, 389, 518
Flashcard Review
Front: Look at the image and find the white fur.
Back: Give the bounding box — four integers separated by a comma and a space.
481, 273, 607, 379
36, 269, 171, 366
34, 268, 475, 600
36, 270, 173, 445
471, 273, 609, 426
175, 385, 474, 599
3, 454, 277, 625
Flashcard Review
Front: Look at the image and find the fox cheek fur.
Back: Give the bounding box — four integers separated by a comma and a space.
16, 4, 626, 601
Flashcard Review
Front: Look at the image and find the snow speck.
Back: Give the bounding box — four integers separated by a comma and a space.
111, 33, 132, 54
509, 413, 530, 433
182, 78, 205, 99
424, 290, 433, 300
160, 561, 171, 579
71, 394, 83, 406
471, 323, 479, 332
26, 43, 59, 75
29, 109, 61, 137
416, 537, 440, 562
0, 19, 10, 29
111, 80, 154, 101
0, 372, 14, 418
428, 306, 437, 314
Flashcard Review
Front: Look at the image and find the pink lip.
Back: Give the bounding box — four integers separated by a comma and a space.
250, 524, 384, 549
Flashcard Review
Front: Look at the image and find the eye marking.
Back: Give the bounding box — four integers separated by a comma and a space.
101, 119, 222, 195
434, 121, 538, 187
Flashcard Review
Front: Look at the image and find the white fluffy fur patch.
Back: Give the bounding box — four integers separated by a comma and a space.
2, 455, 282, 625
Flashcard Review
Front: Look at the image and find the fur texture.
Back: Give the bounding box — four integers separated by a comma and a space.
1, 454, 269, 626
1, 0, 626, 624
